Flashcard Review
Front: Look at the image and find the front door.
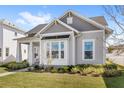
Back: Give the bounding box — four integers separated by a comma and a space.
44, 39, 68, 65
34, 47, 39, 65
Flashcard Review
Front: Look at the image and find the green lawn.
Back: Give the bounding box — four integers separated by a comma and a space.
0, 71, 124, 88
0, 72, 106, 88
0, 67, 8, 73
103, 71, 124, 88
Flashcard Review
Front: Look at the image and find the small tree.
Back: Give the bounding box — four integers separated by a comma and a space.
103, 6, 124, 46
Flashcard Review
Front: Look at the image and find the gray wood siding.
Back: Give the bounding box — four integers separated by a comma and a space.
76, 31, 105, 64
60, 15, 100, 31
42, 23, 71, 34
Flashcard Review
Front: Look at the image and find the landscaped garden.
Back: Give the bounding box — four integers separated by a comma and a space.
0, 59, 124, 88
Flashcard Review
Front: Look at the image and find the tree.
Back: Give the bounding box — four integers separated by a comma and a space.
103, 6, 124, 46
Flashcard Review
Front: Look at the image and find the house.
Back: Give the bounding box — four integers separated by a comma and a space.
16, 10, 112, 66
106, 44, 124, 66
0, 19, 28, 63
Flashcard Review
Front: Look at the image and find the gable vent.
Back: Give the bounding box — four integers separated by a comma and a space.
67, 17, 73, 24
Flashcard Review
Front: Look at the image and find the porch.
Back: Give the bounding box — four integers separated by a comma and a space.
16, 31, 76, 66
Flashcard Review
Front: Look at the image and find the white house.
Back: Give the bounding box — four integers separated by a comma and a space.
0, 19, 28, 63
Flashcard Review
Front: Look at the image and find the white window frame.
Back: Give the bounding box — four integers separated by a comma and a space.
6, 47, 9, 57
82, 39, 95, 61
45, 40, 66, 60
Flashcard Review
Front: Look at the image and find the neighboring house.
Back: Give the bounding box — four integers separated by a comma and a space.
16, 10, 112, 66
0, 19, 28, 63
106, 44, 124, 66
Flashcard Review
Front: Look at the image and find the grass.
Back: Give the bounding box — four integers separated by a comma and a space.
0, 67, 8, 73
0, 71, 124, 88
0, 72, 106, 88
103, 71, 124, 88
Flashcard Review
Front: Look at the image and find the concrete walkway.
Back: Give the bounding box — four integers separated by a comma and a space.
0, 68, 29, 77
0, 72, 16, 77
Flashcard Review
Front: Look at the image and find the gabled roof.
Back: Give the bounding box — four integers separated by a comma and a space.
35, 19, 79, 36
59, 10, 113, 34
25, 24, 47, 35
59, 10, 105, 30
90, 16, 108, 26
0, 19, 25, 34
26, 10, 112, 37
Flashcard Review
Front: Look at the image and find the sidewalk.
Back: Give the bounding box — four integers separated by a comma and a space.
0, 72, 16, 77
0, 68, 29, 77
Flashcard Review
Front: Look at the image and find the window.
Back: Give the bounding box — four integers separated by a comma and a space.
67, 17, 73, 24
83, 40, 95, 60
46, 41, 65, 59
6, 48, 9, 57
46, 43, 50, 58
24, 49, 26, 54
51, 42, 59, 58
60, 42, 64, 58
15, 32, 17, 36
0, 48, 2, 57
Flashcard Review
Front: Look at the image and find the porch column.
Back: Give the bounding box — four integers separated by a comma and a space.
16, 42, 22, 62
39, 40, 42, 64
29, 42, 33, 66
72, 32, 76, 65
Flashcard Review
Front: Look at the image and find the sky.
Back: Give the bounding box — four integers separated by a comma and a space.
0, 5, 110, 31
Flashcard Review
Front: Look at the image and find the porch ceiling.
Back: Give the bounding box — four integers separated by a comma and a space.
42, 35, 70, 40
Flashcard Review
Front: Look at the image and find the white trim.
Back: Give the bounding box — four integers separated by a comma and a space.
81, 30, 103, 33
72, 32, 75, 65
44, 40, 67, 60
35, 19, 79, 37
103, 30, 106, 64
59, 10, 105, 30
82, 39, 95, 61
41, 31, 73, 37
57, 19, 79, 33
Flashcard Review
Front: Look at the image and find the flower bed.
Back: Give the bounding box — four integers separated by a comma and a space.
31, 63, 122, 77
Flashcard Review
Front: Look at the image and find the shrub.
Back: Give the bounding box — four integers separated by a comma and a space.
34, 65, 40, 70
79, 68, 87, 76
6, 61, 29, 70
103, 69, 121, 77
62, 66, 70, 73
71, 66, 80, 74
50, 67, 58, 73
0, 61, 16, 67
103, 64, 117, 70
44, 66, 54, 72
58, 68, 65, 73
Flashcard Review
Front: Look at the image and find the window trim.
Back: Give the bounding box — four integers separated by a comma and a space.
82, 39, 95, 61
45, 40, 66, 60
6, 47, 9, 57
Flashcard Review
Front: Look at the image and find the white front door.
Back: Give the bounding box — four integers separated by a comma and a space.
33, 47, 39, 64
43, 39, 68, 65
